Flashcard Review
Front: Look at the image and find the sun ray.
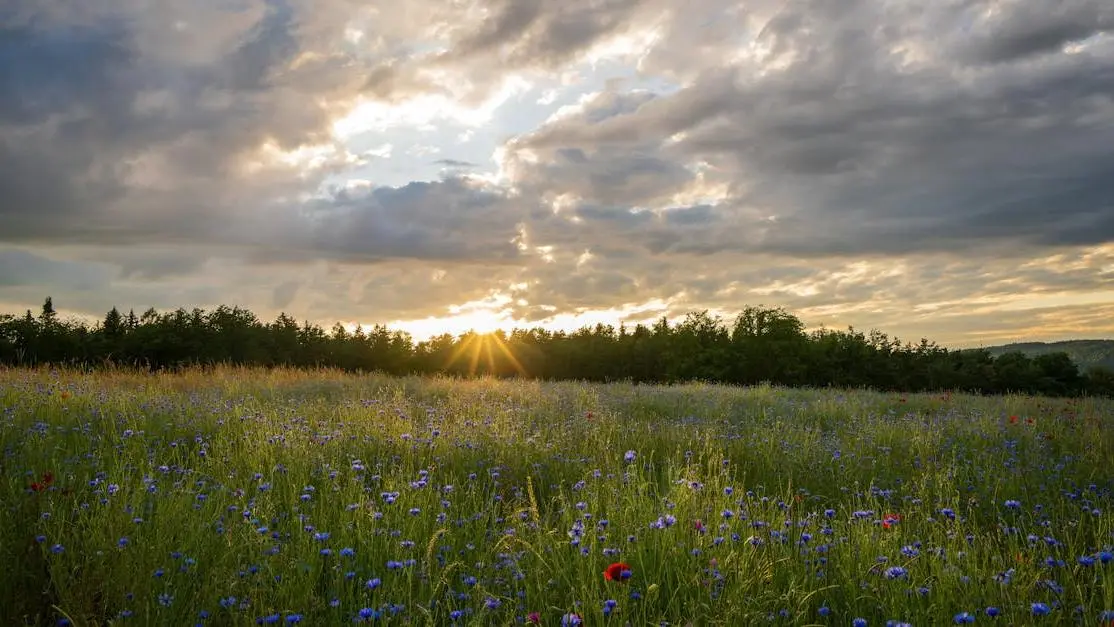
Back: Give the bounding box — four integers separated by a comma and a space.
490, 335, 528, 377
439, 331, 529, 377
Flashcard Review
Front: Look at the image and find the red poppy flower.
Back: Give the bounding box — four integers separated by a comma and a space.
603, 562, 632, 582
1008, 415, 1019, 424
29, 471, 55, 493
527, 612, 540, 624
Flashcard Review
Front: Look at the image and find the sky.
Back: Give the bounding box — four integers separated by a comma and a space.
1, 0, 1113, 348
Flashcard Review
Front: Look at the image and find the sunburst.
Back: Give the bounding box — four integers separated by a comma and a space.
443, 331, 528, 377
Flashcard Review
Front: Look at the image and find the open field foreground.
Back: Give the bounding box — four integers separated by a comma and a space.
2, 368, 1113, 626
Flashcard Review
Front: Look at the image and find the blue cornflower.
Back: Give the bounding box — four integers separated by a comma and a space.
285, 615, 302, 624
603, 599, 617, 616
50, 544, 64, 554
1004, 500, 1021, 509
853, 618, 868, 627
624, 450, 636, 463
884, 566, 908, 580
484, 597, 501, 610
954, 612, 974, 624
818, 606, 831, 617
157, 593, 173, 607
366, 578, 381, 589
340, 547, 355, 557
1031, 603, 1050, 616
985, 606, 1000, 617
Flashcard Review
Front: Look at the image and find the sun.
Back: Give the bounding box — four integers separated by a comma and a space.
442, 331, 528, 377
392, 308, 510, 341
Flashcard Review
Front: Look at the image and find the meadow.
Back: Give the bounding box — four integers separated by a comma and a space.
2, 367, 1112, 626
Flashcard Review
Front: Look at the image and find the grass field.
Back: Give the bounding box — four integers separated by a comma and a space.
2, 367, 1112, 626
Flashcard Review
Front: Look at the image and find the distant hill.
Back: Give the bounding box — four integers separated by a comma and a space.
980, 340, 1114, 372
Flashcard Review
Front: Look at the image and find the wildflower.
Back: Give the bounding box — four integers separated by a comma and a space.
527, 612, 541, 623
985, 607, 1000, 617
560, 614, 582, 626
624, 450, 636, 463
853, 619, 868, 627
954, 612, 974, 624
882, 513, 901, 529
603, 599, 617, 616
1031, 603, 1050, 616
604, 562, 632, 582
884, 566, 908, 580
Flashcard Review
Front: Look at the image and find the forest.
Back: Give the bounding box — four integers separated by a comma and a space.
2, 297, 1112, 397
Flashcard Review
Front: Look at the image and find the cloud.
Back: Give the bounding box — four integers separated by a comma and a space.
497, 0, 1114, 259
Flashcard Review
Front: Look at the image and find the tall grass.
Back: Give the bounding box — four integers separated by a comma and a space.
1, 367, 1111, 625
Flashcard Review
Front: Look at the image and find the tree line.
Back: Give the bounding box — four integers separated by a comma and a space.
2, 297, 1112, 397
